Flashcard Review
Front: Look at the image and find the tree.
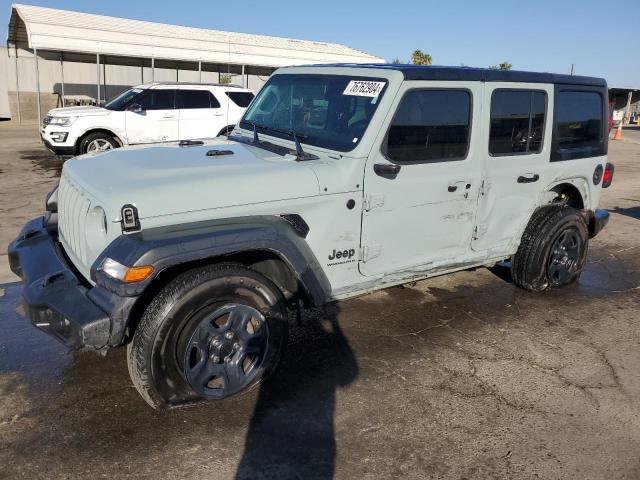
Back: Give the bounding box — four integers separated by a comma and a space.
219, 73, 233, 84
411, 50, 432, 65
489, 61, 513, 70
390, 57, 403, 64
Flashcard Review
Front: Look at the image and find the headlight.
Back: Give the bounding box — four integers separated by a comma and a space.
86, 206, 108, 238
48, 116, 77, 127
99, 258, 154, 283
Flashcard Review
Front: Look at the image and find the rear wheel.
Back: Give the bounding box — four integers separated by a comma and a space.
79, 132, 118, 154
512, 205, 589, 291
127, 263, 288, 409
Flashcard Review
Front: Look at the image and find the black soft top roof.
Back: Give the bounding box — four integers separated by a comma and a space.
302, 64, 607, 87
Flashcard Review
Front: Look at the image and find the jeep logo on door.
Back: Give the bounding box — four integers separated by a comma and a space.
327, 248, 356, 266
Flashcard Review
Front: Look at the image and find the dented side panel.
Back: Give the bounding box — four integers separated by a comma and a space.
358, 80, 484, 277
471, 82, 556, 255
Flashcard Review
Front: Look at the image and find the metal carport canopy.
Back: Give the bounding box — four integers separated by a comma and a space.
7, 3, 385, 67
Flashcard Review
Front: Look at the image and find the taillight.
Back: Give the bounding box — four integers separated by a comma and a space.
602, 163, 614, 188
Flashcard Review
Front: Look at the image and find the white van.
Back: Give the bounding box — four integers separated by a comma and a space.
40, 83, 254, 155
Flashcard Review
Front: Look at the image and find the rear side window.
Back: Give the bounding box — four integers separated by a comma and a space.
553, 90, 604, 160
226, 91, 255, 107
489, 90, 546, 155
137, 89, 175, 110
386, 89, 471, 163
176, 90, 221, 109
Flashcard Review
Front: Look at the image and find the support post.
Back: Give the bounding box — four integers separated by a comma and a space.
241, 64, 245, 88
198, 61, 202, 83
14, 45, 21, 125
96, 53, 100, 104
141, 60, 144, 83
60, 52, 65, 107
624, 91, 633, 125
176, 63, 179, 82
151, 57, 155, 82
34, 47, 41, 123
103, 56, 107, 102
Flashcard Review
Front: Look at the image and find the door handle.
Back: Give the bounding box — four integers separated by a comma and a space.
162, 113, 176, 119
374, 163, 401, 177
517, 174, 540, 183
448, 182, 470, 193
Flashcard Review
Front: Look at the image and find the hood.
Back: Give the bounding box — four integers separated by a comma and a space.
47, 106, 110, 117
64, 139, 321, 221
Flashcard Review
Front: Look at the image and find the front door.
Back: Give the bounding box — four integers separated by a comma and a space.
125, 88, 178, 144
471, 83, 552, 253
359, 82, 483, 277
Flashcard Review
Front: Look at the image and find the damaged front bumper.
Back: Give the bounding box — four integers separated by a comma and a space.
8, 217, 135, 352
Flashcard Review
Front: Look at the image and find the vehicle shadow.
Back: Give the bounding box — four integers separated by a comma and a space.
234, 303, 358, 480
608, 206, 640, 221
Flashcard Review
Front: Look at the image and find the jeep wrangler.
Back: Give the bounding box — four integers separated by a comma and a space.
9, 65, 613, 409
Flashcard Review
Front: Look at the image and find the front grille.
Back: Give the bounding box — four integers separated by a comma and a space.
58, 174, 91, 264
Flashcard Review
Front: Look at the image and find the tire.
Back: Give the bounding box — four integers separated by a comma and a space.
79, 132, 118, 154
217, 125, 234, 137
127, 263, 288, 409
511, 205, 589, 292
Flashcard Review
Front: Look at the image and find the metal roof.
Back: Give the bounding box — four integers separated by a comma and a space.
298, 64, 607, 87
7, 4, 384, 67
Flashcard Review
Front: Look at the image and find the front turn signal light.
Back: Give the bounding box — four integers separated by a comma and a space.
123, 265, 154, 283
100, 258, 154, 283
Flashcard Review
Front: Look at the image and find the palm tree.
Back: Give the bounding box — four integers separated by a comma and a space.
411, 50, 432, 65
489, 62, 513, 71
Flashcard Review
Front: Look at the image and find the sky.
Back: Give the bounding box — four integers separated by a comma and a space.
2, 0, 639, 87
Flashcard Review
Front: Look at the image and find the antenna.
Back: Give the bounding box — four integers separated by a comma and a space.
225, 39, 231, 136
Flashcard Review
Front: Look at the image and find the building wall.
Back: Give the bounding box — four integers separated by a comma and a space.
1, 46, 269, 123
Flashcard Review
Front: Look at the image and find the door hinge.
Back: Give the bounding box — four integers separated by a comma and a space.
478, 180, 486, 197
473, 224, 488, 240
363, 194, 385, 212
359, 244, 382, 263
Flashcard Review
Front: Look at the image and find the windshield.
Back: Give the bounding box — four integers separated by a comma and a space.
104, 88, 144, 110
239, 74, 387, 152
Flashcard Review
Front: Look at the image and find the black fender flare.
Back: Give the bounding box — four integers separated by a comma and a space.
90, 215, 331, 307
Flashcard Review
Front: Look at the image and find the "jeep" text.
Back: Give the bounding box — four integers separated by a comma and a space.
328, 249, 356, 261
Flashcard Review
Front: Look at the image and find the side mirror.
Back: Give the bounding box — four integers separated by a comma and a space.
128, 103, 142, 113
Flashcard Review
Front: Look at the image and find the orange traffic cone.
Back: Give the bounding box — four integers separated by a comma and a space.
613, 124, 623, 140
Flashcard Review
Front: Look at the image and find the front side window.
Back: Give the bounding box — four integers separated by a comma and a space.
176, 90, 219, 109
240, 74, 387, 152
386, 89, 471, 163
137, 89, 176, 111
489, 90, 546, 155
554, 91, 603, 159
103, 88, 143, 110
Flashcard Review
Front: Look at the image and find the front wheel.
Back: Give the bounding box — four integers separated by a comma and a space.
512, 205, 589, 292
79, 132, 118, 154
127, 263, 288, 409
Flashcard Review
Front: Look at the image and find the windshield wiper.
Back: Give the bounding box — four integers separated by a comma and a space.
249, 122, 316, 161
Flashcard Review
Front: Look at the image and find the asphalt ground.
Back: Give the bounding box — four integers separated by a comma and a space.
1, 124, 639, 479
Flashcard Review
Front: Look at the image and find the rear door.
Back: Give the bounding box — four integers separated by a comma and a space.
125, 88, 178, 144
177, 89, 225, 140
471, 83, 553, 253
359, 82, 483, 277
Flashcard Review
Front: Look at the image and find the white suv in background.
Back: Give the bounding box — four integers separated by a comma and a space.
40, 83, 255, 155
